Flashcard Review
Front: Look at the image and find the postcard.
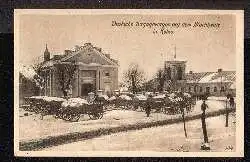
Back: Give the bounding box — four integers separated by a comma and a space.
14, 9, 244, 157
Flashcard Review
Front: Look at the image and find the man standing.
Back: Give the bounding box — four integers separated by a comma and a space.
145, 95, 153, 117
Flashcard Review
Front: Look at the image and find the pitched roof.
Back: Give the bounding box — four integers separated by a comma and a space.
40, 43, 119, 68
60, 43, 118, 66
185, 71, 235, 83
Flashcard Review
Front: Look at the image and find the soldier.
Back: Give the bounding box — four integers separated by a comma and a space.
145, 95, 153, 117
229, 96, 235, 108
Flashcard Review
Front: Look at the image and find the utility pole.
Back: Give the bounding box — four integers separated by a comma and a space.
200, 100, 210, 150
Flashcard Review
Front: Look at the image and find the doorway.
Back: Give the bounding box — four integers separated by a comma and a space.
81, 83, 95, 96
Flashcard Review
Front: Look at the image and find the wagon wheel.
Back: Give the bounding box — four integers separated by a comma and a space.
97, 111, 103, 119
54, 109, 64, 119
88, 112, 98, 120
62, 113, 71, 121
68, 113, 81, 122
127, 104, 134, 110
54, 113, 61, 119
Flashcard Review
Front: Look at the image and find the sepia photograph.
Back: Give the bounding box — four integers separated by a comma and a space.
14, 9, 244, 157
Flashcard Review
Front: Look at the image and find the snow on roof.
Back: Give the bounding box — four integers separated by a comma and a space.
20, 65, 37, 80
186, 71, 235, 84
198, 72, 217, 83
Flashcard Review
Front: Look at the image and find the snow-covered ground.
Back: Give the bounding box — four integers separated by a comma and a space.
44, 114, 236, 152
19, 99, 229, 142
19, 108, 173, 142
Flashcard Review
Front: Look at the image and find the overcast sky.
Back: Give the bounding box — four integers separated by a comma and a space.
17, 14, 235, 81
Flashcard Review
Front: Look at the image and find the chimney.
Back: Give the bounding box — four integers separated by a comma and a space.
84, 43, 92, 47
218, 68, 222, 73
95, 47, 102, 52
189, 71, 193, 74
105, 54, 110, 58
74, 45, 80, 51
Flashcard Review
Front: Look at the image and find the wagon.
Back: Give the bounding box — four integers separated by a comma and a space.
132, 94, 148, 111
24, 96, 46, 113
115, 94, 134, 109
24, 96, 67, 117
59, 97, 105, 122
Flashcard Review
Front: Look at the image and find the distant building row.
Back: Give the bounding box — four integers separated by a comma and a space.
163, 57, 236, 97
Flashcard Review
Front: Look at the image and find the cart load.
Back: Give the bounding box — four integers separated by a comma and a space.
133, 94, 148, 111
116, 94, 134, 109
24, 96, 66, 115
60, 97, 104, 122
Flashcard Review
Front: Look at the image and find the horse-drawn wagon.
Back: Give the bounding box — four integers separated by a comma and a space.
57, 97, 106, 122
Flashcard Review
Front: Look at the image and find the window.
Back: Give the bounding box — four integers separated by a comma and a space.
188, 87, 192, 92
206, 87, 210, 93
200, 87, 203, 92
105, 72, 110, 77
221, 86, 225, 92
47, 74, 50, 87
214, 86, 217, 92
194, 86, 197, 93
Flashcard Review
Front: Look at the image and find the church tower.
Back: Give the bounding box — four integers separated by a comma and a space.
44, 44, 50, 62
164, 46, 187, 92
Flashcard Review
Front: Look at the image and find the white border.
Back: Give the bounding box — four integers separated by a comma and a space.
14, 9, 244, 157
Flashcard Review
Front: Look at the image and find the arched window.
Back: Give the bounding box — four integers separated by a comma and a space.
214, 86, 217, 92
189, 87, 192, 92
200, 87, 203, 92
206, 87, 210, 93
194, 85, 197, 92
221, 86, 225, 92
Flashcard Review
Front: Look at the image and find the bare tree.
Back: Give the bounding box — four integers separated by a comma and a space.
54, 62, 77, 97
31, 59, 46, 94
156, 68, 166, 92
123, 63, 146, 94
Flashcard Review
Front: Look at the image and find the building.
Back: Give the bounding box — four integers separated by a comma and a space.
185, 70, 236, 97
39, 43, 119, 97
163, 56, 236, 97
